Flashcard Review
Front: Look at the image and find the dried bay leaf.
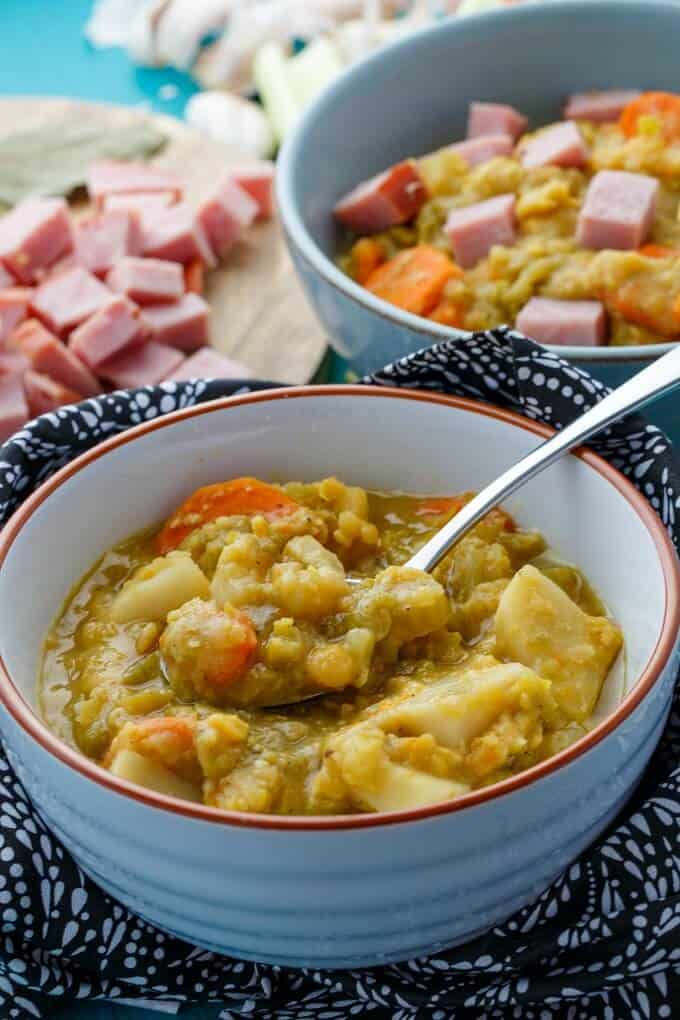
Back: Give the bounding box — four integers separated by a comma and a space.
0, 115, 167, 207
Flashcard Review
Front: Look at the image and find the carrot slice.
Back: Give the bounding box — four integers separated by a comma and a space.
364, 245, 460, 316
607, 282, 680, 338
638, 244, 680, 259
429, 297, 465, 328
184, 258, 204, 295
620, 91, 680, 141
351, 238, 385, 284
416, 495, 515, 532
156, 477, 299, 554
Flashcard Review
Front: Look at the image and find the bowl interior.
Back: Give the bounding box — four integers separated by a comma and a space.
278, 0, 680, 362
0, 390, 668, 732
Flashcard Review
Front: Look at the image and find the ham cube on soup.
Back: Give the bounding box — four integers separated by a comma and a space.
0, 198, 73, 284
521, 122, 589, 170
31, 267, 112, 336
516, 298, 606, 347
447, 135, 513, 168
333, 161, 428, 234
467, 102, 528, 142
445, 194, 516, 268
577, 170, 659, 250
564, 89, 641, 123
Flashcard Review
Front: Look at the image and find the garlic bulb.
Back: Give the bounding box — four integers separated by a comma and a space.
184, 91, 275, 158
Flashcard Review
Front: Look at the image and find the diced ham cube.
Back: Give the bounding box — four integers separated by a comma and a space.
163, 347, 250, 382
516, 297, 606, 347
196, 179, 258, 260
564, 89, 641, 123
0, 352, 28, 377
106, 256, 184, 305
0, 289, 33, 345
521, 122, 588, 170
103, 192, 177, 215
69, 297, 144, 369
467, 102, 528, 142
141, 293, 209, 353
11, 319, 99, 396
23, 370, 81, 417
183, 258, 204, 295
447, 134, 513, 168
86, 161, 183, 208
0, 373, 29, 442
230, 161, 275, 220
99, 341, 184, 388
31, 267, 112, 336
143, 203, 216, 268
73, 210, 143, 276
445, 194, 516, 269
333, 161, 429, 234
576, 170, 659, 250
0, 198, 73, 285
0, 265, 14, 288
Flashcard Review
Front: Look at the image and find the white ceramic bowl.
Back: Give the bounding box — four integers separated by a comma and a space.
0, 386, 677, 967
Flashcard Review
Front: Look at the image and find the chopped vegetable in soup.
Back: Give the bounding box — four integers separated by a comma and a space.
40, 477, 622, 815
336, 91, 680, 347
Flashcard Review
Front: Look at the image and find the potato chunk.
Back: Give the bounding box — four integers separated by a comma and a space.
494, 565, 623, 721
111, 551, 210, 623
271, 535, 349, 619
109, 749, 202, 802
379, 661, 555, 752
309, 726, 468, 814
160, 598, 257, 703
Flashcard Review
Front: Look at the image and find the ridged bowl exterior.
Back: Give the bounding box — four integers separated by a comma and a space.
1, 653, 676, 968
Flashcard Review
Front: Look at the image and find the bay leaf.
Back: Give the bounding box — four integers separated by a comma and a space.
0, 115, 167, 207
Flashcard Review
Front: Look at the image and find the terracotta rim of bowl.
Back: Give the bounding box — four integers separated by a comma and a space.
0, 385, 677, 831
275, 0, 680, 363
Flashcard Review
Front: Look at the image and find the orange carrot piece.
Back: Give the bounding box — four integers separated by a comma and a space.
429, 297, 465, 328
351, 238, 385, 284
364, 245, 460, 316
416, 494, 515, 532
638, 244, 680, 259
156, 477, 299, 554
620, 91, 680, 141
608, 283, 680, 338
184, 258, 205, 295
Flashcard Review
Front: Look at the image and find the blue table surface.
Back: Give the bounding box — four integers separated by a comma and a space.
2, 2, 269, 1017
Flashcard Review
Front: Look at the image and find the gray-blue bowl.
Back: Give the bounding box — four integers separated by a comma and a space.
277, 0, 680, 437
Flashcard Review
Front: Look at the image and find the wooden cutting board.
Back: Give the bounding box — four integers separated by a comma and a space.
0, 97, 328, 384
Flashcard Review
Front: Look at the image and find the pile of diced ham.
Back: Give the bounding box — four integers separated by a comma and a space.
334, 89, 662, 349
0, 158, 275, 441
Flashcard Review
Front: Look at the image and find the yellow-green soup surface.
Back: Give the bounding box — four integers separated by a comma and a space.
339, 103, 680, 345
40, 477, 623, 815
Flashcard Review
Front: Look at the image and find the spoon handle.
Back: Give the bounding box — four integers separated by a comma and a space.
406, 343, 680, 574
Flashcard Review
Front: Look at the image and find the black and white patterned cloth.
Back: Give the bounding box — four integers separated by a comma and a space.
0, 329, 678, 1020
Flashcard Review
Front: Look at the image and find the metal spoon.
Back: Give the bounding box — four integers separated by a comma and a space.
266, 344, 680, 707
